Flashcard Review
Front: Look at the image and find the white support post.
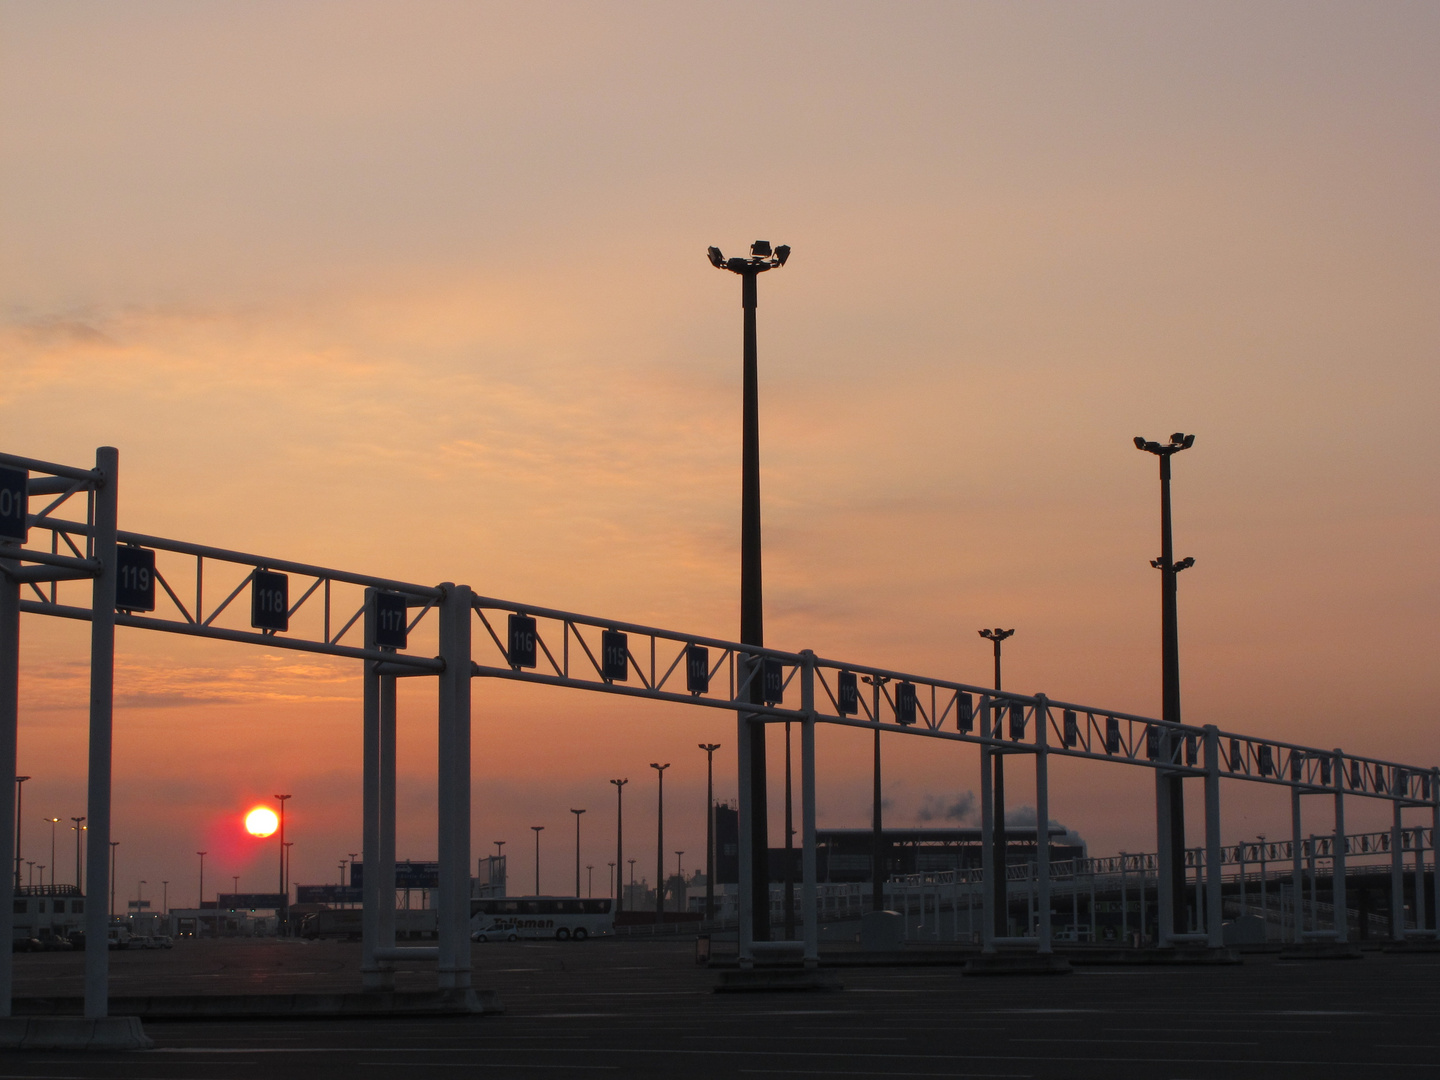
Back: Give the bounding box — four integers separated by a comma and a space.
979, 697, 995, 954
437, 583, 472, 989
1332, 751, 1347, 944
736, 679, 754, 967
1155, 758, 1173, 947
0, 527, 19, 1016
1034, 695, 1051, 954
1414, 827, 1426, 936
799, 651, 818, 968
360, 590, 388, 989
1290, 786, 1303, 943
84, 446, 118, 1019
1391, 799, 1405, 941
379, 670, 397, 956
1431, 769, 1439, 940
1204, 726, 1223, 948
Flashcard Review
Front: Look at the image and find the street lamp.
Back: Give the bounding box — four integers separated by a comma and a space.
610, 778, 628, 912
570, 809, 586, 899
14, 775, 29, 890
161, 880, 168, 916
531, 826, 544, 895
628, 858, 636, 907
1135, 431, 1196, 935
70, 817, 85, 892
274, 794, 291, 933
708, 238, 790, 944
675, 851, 685, 914
45, 817, 59, 888
586, 864, 594, 898
699, 744, 721, 921
608, 861, 615, 899
979, 628, 1015, 937
650, 763, 670, 924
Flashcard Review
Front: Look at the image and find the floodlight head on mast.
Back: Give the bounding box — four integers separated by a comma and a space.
978, 628, 1015, 643
706, 240, 790, 274
1134, 432, 1194, 456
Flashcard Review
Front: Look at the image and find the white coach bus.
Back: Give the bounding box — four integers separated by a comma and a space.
470, 896, 614, 942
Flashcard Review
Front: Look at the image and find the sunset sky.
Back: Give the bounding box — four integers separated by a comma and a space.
3, 1, 1437, 904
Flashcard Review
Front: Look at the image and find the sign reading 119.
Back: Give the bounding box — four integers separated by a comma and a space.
115, 546, 156, 612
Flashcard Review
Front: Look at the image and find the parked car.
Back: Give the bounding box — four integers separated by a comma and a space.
151, 934, 174, 949
471, 926, 519, 943
12, 936, 43, 953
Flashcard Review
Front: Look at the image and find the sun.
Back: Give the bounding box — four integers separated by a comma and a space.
244, 806, 279, 838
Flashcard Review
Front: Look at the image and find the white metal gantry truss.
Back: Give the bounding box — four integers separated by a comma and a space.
2, 446, 1438, 1019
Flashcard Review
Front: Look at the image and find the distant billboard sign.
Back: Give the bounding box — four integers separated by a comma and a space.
217, 892, 286, 910
349, 861, 439, 889
296, 885, 363, 905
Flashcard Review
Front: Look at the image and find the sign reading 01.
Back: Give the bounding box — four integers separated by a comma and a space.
115, 545, 156, 611
251, 569, 289, 632
685, 644, 710, 695
601, 629, 628, 682
0, 467, 27, 543
507, 613, 537, 669
374, 592, 408, 649
836, 670, 858, 716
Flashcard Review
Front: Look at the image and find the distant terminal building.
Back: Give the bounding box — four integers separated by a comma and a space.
13, 884, 85, 945
713, 804, 1083, 884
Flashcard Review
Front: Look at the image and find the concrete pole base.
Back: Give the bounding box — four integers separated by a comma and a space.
0, 1016, 153, 1051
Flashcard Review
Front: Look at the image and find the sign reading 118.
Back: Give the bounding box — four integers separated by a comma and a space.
251, 569, 289, 632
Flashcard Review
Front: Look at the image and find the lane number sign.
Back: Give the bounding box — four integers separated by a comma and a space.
374, 592, 408, 649
957, 691, 973, 733
763, 659, 784, 704
0, 467, 27, 543
251, 569, 289, 632
895, 681, 917, 725
115, 546, 156, 612
508, 614, 537, 669
601, 629, 628, 682
837, 670, 858, 716
685, 644, 710, 695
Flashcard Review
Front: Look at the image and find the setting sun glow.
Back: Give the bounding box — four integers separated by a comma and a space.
244, 807, 279, 838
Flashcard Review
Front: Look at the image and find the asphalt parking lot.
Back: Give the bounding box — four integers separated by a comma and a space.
7, 939, 1440, 1079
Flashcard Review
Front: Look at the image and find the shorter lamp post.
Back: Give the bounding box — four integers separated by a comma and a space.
650, 763, 670, 923
70, 817, 85, 892
531, 826, 544, 895
699, 743, 721, 920
570, 809, 586, 898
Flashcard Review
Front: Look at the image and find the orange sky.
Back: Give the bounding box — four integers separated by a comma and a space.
3, 2, 1437, 902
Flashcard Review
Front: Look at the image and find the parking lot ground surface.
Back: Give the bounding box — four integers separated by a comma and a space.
6, 939, 1440, 1079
